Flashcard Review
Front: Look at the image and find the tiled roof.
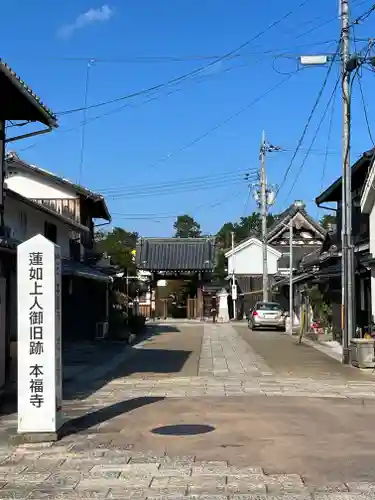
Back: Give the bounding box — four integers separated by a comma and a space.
62, 259, 112, 283
276, 245, 321, 268
6, 152, 111, 221
136, 237, 216, 272
316, 149, 375, 204
267, 201, 325, 242
0, 60, 57, 127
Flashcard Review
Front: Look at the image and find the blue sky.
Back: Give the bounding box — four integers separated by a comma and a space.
3, 0, 375, 236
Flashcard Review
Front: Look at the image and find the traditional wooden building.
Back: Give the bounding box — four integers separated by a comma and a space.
0, 59, 58, 393
136, 237, 216, 319
284, 149, 374, 340
226, 201, 325, 316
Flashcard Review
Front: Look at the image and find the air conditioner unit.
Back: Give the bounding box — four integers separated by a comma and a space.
95, 321, 109, 339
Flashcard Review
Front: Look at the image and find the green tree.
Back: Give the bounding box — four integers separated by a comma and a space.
173, 214, 202, 238
320, 214, 336, 231
216, 212, 278, 249
215, 222, 237, 249
95, 227, 138, 273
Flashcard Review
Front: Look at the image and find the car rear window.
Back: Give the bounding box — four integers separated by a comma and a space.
256, 302, 281, 310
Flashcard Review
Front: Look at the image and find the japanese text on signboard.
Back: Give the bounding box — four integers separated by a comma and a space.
29, 251, 44, 408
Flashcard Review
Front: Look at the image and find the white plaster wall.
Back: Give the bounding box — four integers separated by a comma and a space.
6, 170, 76, 200
370, 209, 375, 257
5, 196, 71, 259
227, 243, 279, 275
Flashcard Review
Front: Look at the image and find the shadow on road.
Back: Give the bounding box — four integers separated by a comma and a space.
114, 348, 193, 377
63, 319, 193, 400
61, 396, 164, 437
145, 324, 182, 334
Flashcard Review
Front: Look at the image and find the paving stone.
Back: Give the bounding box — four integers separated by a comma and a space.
314, 494, 374, 500
227, 467, 264, 476
311, 483, 349, 493
23, 459, 66, 473
265, 473, 305, 492
226, 480, 267, 494
42, 472, 83, 488
146, 486, 188, 496
106, 489, 147, 498
0, 464, 28, 476
7, 472, 52, 484
28, 489, 111, 499
346, 482, 375, 492
0, 489, 36, 499
76, 477, 146, 489
156, 467, 192, 477
229, 495, 312, 500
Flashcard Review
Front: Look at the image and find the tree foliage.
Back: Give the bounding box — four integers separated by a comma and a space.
215, 212, 278, 249
173, 214, 202, 238
319, 214, 336, 231
95, 227, 138, 273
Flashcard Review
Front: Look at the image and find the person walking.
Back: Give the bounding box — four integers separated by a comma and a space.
211, 294, 217, 323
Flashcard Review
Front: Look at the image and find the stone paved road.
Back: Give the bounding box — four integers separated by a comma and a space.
0, 322, 375, 498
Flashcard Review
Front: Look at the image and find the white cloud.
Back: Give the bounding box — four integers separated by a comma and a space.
57, 5, 114, 38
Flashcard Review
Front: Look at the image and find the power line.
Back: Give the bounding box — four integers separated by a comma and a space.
141, 73, 295, 175
356, 73, 375, 145
97, 168, 256, 194
112, 189, 243, 220
284, 74, 340, 203
320, 80, 337, 193
17, 57, 294, 158
38, 39, 338, 64
19, 58, 257, 152
352, 39, 375, 145
78, 61, 94, 183
106, 174, 258, 200
274, 41, 341, 202
55, 0, 312, 117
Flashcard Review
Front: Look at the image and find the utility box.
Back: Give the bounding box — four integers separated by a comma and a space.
350, 338, 375, 369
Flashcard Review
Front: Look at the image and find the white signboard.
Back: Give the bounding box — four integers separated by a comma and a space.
17, 234, 63, 434
231, 284, 237, 301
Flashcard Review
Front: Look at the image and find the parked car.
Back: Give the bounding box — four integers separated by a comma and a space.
248, 301, 286, 331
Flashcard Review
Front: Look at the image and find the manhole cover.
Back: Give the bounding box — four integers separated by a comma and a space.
151, 424, 215, 436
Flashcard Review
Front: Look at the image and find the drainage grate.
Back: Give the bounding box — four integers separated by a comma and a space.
151, 424, 215, 436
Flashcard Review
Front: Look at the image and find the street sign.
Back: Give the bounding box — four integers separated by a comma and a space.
17, 234, 63, 435
232, 284, 237, 301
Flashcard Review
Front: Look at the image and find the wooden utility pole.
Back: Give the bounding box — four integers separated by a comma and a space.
260, 131, 268, 302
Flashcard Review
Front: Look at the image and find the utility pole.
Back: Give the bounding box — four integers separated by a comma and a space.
253, 133, 279, 302
299, 0, 357, 363
289, 218, 293, 334
260, 131, 268, 302
231, 231, 237, 320
341, 0, 354, 364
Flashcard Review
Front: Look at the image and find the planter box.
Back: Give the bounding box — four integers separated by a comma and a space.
350, 338, 375, 369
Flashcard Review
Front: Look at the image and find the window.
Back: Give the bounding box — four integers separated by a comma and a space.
44, 221, 57, 243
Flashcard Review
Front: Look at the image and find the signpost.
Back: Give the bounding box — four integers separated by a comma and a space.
17, 234, 63, 441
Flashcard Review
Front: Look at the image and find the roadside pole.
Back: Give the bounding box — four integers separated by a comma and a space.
260, 131, 268, 302
231, 231, 237, 320
341, 0, 353, 364
289, 218, 294, 334
299, 0, 357, 362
